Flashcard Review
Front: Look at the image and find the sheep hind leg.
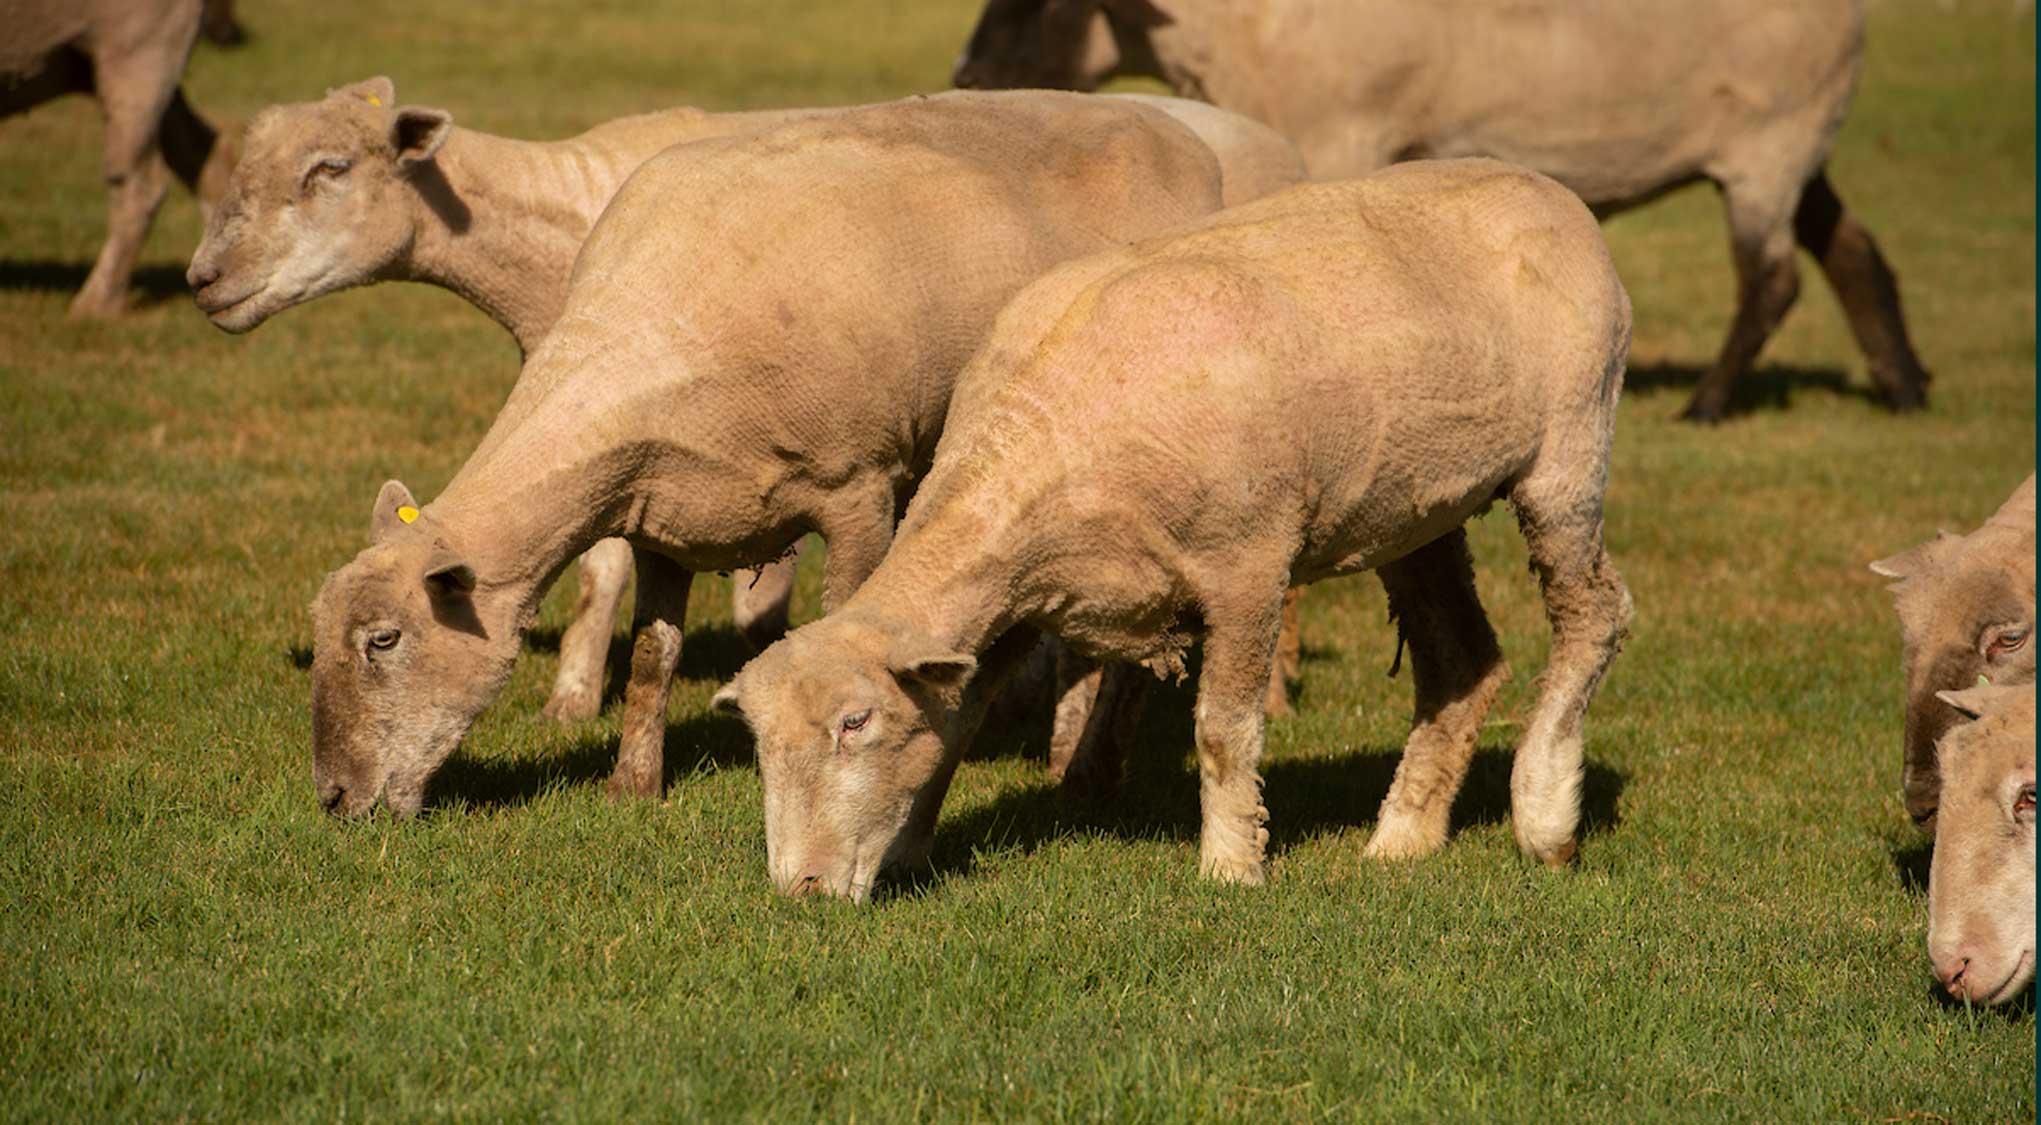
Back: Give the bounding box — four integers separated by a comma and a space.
1680, 173, 1802, 423
543, 538, 633, 722
1506, 476, 1630, 867
1192, 579, 1288, 884
1364, 530, 1510, 861
607, 550, 692, 800
731, 543, 799, 650
1793, 168, 1931, 412
1263, 586, 1303, 717
71, 55, 179, 318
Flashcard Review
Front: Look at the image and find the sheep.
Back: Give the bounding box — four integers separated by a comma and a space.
1871, 473, 2035, 830
1925, 683, 2034, 1007
191, 79, 1306, 729
186, 78, 838, 719
2, 0, 237, 317
952, 0, 1932, 423
714, 159, 1634, 900
304, 89, 1252, 816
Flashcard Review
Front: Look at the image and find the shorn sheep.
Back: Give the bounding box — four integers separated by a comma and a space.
1871, 473, 2035, 830
717, 160, 1633, 900
3, 0, 237, 316
303, 91, 1262, 814
953, 0, 1931, 423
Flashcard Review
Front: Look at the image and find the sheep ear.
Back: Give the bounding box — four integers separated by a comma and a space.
424, 545, 476, 598
891, 646, 977, 689
391, 106, 453, 168
370, 480, 419, 544
711, 680, 745, 716
1869, 531, 1958, 579
1936, 683, 2023, 722
329, 76, 396, 108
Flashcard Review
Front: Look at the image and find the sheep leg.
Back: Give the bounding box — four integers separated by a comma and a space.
731, 542, 800, 649
1792, 168, 1931, 412
1050, 656, 1148, 799
543, 538, 633, 722
1192, 581, 1287, 884
607, 550, 692, 800
1507, 475, 1631, 867
1365, 530, 1511, 861
1264, 586, 1303, 717
71, 46, 184, 318
157, 87, 232, 211
1680, 172, 1802, 422
816, 486, 899, 612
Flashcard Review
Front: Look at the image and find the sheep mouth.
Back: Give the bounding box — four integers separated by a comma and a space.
195, 286, 262, 319
1985, 949, 2035, 1005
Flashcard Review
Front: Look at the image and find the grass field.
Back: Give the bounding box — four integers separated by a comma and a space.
1, 0, 2035, 1118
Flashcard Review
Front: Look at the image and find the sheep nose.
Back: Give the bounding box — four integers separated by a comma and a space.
785, 873, 825, 897
952, 62, 981, 89
317, 781, 348, 814
1934, 955, 1971, 997
187, 261, 219, 293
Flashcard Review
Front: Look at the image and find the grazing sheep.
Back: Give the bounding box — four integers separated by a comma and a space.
191, 79, 1306, 727
187, 79, 836, 720
1926, 684, 2034, 1007
306, 90, 1241, 816
2, 0, 236, 317
1871, 473, 2035, 830
952, 0, 1932, 423
716, 160, 1633, 900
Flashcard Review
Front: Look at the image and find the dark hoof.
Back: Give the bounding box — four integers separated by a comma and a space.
1677, 401, 1728, 425
603, 772, 661, 802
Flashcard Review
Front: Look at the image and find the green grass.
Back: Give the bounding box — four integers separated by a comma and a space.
1, 0, 2034, 1118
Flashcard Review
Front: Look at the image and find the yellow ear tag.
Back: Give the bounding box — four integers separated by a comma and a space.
364, 95, 383, 107
397, 505, 419, 524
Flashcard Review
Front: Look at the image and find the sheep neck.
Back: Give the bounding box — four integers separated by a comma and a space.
398, 128, 625, 357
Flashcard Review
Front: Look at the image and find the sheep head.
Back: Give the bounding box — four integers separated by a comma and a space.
307, 480, 519, 817
715, 613, 977, 902
187, 77, 453, 332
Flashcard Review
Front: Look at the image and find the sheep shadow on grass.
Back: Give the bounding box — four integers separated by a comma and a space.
431, 708, 757, 814
1621, 359, 1881, 417
0, 260, 194, 309
431, 623, 762, 812
914, 712, 1627, 899
1891, 838, 1934, 895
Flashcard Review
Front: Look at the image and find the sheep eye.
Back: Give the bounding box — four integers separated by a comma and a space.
366, 628, 400, 652
303, 158, 352, 189
2016, 786, 2035, 821
840, 709, 872, 734
1988, 627, 2030, 658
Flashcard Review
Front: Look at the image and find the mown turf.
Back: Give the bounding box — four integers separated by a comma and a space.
1, 0, 2034, 1119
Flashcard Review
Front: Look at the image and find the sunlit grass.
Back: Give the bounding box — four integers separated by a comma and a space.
0, 0, 2033, 1118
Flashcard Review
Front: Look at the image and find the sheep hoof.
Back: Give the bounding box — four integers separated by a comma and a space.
1198, 852, 1266, 885
541, 686, 601, 723
1363, 820, 1444, 862
1517, 831, 1577, 868
1676, 399, 1728, 425
603, 770, 661, 802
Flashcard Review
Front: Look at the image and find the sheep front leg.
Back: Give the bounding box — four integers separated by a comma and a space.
732, 543, 800, 649
544, 538, 634, 722
1365, 530, 1510, 861
816, 486, 897, 612
608, 549, 692, 800
1193, 584, 1287, 884
72, 54, 181, 318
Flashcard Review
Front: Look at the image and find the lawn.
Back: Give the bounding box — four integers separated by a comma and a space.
1, 0, 2034, 1118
